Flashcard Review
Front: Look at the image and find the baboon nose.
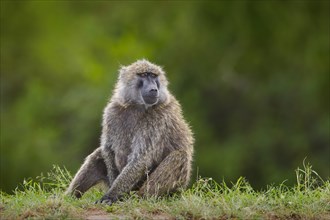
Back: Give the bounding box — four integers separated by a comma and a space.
149, 88, 158, 95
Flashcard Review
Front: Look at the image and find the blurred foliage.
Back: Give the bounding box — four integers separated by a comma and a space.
1, 1, 329, 193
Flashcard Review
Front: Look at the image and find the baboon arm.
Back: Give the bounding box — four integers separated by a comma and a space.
98, 157, 148, 203
101, 148, 119, 186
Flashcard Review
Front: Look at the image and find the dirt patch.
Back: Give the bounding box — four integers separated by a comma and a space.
86, 210, 108, 220
85, 208, 111, 220
19, 210, 38, 219
84, 208, 175, 220
148, 209, 175, 220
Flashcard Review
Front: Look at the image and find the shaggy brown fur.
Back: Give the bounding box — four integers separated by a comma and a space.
65, 59, 194, 204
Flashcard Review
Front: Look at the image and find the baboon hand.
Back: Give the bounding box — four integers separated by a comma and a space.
95, 194, 117, 205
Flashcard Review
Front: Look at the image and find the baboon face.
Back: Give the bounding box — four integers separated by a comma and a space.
137, 72, 160, 105
115, 60, 169, 107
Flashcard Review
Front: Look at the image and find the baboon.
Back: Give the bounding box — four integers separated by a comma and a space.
65, 59, 194, 205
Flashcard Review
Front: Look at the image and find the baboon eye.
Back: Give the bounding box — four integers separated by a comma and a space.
137, 72, 157, 78
137, 73, 147, 77
150, 73, 157, 78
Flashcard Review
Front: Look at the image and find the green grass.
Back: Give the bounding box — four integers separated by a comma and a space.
1, 163, 329, 219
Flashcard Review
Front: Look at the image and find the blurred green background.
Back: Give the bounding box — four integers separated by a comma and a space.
1, 1, 329, 193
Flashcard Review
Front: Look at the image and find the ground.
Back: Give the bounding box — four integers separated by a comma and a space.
1, 165, 329, 219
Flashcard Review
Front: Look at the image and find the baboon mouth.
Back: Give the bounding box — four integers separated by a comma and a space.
143, 95, 159, 105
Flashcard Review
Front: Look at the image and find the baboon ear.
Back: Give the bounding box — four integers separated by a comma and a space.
119, 65, 127, 73
118, 65, 128, 79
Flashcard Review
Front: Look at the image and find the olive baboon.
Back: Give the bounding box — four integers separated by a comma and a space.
65, 59, 194, 204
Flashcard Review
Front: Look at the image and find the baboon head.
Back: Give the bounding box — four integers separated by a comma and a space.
113, 59, 169, 108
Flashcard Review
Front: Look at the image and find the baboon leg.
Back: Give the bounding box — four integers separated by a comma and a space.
139, 150, 191, 197
65, 147, 108, 198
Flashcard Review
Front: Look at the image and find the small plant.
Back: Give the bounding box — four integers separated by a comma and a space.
37, 165, 73, 191
295, 159, 325, 192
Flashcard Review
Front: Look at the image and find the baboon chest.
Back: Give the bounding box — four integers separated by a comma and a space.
109, 108, 165, 172
110, 117, 135, 171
